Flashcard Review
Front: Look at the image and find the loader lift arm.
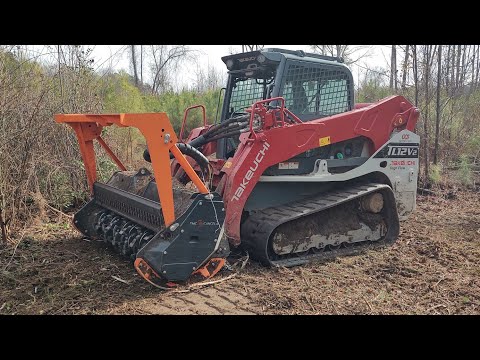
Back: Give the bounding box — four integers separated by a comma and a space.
55, 113, 209, 227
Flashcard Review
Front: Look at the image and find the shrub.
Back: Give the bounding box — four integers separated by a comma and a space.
429, 164, 442, 185
456, 155, 473, 186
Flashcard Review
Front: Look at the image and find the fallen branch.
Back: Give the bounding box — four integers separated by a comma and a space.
236, 251, 250, 270
362, 296, 374, 312
187, 273, 238, 288
149, 273, 240, 293
427, 304, 447, 313
183, 252, 249, 289
44, 202, 73, 219
111, 275, 130, 285
433, 276, 445, 288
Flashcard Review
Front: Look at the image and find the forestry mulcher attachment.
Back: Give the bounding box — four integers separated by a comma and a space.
56, 48, 420, 288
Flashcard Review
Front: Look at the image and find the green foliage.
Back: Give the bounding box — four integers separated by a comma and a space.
101, 72, 223, 134
355, 69, 393, 103
100, 74, 224, 168
36, 166, 88, 210
97, 157, 118, 183
44, 222, 71, 231
429, 164, 442, 185
356, 84, 392, 103
467, 134, 480, 160
456, 155, 473, 186
142, 88, 223, 133
103, 71, 146, 113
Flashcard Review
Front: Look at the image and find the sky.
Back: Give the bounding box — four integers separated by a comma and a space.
90, 45, 393, 89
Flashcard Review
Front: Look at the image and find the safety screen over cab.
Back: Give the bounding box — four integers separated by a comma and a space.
229, 79, 265, 113
281, 62, 352, 119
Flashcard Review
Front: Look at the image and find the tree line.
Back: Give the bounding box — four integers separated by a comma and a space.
0, 45, 224, 240
313, 45, 479, 185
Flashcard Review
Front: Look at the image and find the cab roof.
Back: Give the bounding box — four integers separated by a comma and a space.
221, 47, 347, 67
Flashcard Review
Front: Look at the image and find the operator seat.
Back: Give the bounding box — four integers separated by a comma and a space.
291, 80, 308, 114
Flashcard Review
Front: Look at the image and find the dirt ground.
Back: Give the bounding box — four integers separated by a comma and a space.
1, 190, 479, 315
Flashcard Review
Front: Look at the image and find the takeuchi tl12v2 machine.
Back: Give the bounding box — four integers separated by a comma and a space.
56, 48, 420, 288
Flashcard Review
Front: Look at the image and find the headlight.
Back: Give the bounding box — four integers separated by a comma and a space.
257, 54, 266, 63
226, 59, 234, 70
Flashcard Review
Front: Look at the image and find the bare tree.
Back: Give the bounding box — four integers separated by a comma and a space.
455, 45, 461, 91
450, 46, 456, 95
460, 45, 467, 87
423, 45, 431, 181
401, 45, 410, 90
434, 45, 442, 165
390, 45, 397, 91
140, 45, 143, 85
413, 45, 419, 107
475, 46, 480, 89
470, 45, 476, 94
194, 63, 226, 92
311, 45, 372, 65
0, 45, 102, 228
147, 45, 193, 94
445, 45, 451, 91
228, 46, 239, 55
130, 45, 139, 86
242, 45, 264, 52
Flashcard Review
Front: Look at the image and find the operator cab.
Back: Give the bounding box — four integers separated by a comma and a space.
218, 48, 355, 159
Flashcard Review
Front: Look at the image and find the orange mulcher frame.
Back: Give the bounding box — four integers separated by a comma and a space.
55, 113, 209, 228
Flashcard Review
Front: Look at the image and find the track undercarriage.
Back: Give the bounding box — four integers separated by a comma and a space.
241, 183, 399, 267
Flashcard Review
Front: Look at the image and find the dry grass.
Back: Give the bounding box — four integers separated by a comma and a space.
0, 190, 479, 315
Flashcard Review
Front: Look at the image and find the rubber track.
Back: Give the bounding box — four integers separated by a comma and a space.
240, 183, 399, 267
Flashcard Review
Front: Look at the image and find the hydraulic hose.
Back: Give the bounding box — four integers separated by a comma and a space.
203, 129, 246, 143
143, 112, 250, 167
201, 113, 249, 138
176, 143, 209, 172
143, 143, 209, 173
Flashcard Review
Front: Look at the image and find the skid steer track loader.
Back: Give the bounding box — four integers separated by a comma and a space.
56, 48, 420, 288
